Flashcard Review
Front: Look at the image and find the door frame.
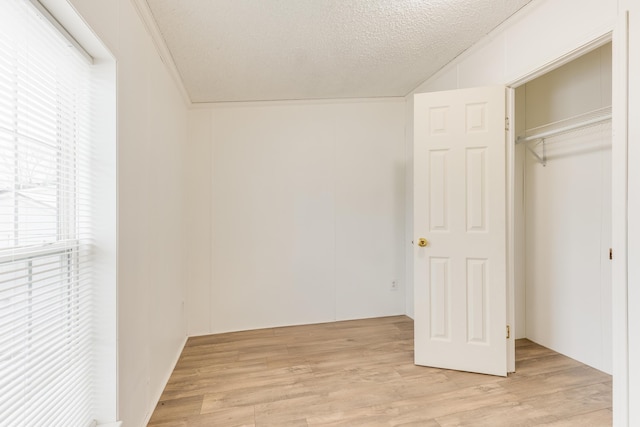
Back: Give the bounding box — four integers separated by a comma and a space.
504, 28, 628, 425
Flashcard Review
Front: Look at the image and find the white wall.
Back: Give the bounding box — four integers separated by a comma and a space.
622, 2, 640, 424
517, 45, 612, 374
404, 97, 415, 318
60, 1, 189, 426
186, 99, 406, 335
185, 110, 212, 337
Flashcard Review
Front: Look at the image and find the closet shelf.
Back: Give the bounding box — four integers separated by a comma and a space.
515, 106, 612, 166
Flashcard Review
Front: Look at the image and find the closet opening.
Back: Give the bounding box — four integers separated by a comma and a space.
512, 42, 613, 376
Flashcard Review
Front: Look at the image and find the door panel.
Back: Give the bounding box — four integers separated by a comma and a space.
414, 86, 507, 377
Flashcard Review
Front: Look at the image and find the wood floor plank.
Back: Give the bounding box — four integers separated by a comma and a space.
540, 408, 613, 426
522, 382, 612, 419
500, 365, 612, 399
512, 353, 583, 377
253, 395, 325, 426
147, 395, 203, 425
190, 406, 256, 427
389, 382, 520, 421
201, 382, 314, 412
306, 405, 405, 426
435, 401, 557, 427
441, 368, 507, 388
148, 316, 612, 426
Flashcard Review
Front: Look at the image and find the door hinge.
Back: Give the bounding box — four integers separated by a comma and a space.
505, 117, 510, 131
609, 248, 613, 260
506, 325, 511, 339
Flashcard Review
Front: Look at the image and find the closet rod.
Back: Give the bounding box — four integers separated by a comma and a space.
516, 113, 612, 144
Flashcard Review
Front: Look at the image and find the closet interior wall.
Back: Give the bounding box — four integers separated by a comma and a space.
515, 43, 612, 374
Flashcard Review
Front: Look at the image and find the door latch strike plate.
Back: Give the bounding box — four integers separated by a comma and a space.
506, 325, 510, 339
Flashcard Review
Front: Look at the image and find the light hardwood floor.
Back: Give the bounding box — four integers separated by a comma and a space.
148, 316, 612, 426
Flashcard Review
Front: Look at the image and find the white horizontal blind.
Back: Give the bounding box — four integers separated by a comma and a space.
0, 0, 94, 426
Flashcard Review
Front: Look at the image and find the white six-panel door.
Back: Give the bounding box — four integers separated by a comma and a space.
414, 86, 507, 377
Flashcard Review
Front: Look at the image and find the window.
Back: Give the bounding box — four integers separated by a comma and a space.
0, 0, 96, 425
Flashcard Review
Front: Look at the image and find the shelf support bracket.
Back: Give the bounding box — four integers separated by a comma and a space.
525, 138, 546, 166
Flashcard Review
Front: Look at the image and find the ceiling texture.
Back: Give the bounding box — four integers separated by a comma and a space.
145, 0, 533, 103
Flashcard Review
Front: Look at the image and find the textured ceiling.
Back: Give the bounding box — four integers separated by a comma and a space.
146, 0, 533, 103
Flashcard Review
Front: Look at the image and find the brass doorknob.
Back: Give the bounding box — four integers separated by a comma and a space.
418, 238, 428, 247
